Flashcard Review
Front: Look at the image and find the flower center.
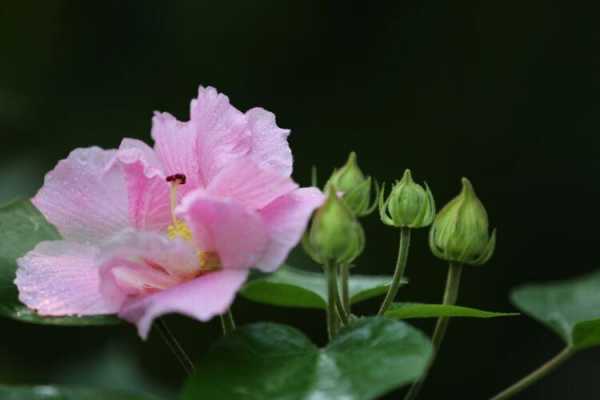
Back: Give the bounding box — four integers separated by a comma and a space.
166, 174, 221, 271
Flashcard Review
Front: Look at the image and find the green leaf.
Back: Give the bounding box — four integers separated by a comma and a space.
511, 270, 600, 350
240, 265, 401, 309
0, 385, 157, 400
182, 317, 432, 400
385, 302, 518, 319
0, 200, 120, 325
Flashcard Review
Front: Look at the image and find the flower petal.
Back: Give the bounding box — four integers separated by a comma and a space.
33, 147, 130, 243
117, 139, 171, 232
101, 230, 199, 280
256, 187, 324, 272
190, 86, 251, 185
15, 240, 121, 316
206, 158, 297, 210
151, 112, 202, 192
246, 107, 293, 177
177, 190, 269, 269
119, 269, 249, 339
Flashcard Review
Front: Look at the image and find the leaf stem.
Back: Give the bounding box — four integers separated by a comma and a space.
156, 318, 195, 375
325, 262, 340, 339
404, 262, 463, 400
220, 309, 236, 336
378, 227, 411, 315
489, 347, 574, 400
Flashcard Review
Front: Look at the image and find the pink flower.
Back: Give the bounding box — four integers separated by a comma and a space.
15, 86, 323, 338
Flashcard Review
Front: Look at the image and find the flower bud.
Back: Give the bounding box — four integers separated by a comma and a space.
380, 169, 435, 228
429, 178, 496, 266
325, 152, 377, 217
304, 186, 365, 265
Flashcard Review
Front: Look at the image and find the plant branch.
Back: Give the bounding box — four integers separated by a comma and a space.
489, 347, 574, 400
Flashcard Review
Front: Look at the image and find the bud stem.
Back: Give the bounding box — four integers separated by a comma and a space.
489, 346, 573, 400
219, 309, 236, 336
340, 264, 351, 315
325, 262, 342, 339
403, 262, 463, 400
378, 227, 412, 316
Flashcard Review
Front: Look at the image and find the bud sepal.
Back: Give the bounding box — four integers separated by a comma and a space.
429, 177, 496, 266
379, 169, 435, 229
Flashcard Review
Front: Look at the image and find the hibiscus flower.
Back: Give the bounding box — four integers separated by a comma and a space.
15, 86, 323, 338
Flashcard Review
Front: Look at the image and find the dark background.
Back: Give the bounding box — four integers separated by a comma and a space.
1, 1, 598, 399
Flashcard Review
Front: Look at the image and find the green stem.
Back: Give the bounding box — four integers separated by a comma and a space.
404, 262, 463, 400
325, 262, 340, 339
156, 318, 195, 375
219, 309, 236, 336
340, 264, 351, 316
378, 227, 411, 315
489, 347, 574, 400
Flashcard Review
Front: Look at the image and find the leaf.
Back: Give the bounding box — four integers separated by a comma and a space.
385, 302, 518, 319
0, 200, 120, 325
182, 317, 432, 400
240, 265, 402, 309
511, 270, 600, 350
0, 385, 157, 400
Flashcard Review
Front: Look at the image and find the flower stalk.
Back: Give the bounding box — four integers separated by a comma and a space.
325, 262, 341, 339
378, 227, 412, 315
403, 262, 463, 400
340, 264, 351, 315
156, 318, 195, 375
220, 309, 236, 336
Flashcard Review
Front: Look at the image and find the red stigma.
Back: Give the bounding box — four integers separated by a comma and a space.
166, 174, 187, 185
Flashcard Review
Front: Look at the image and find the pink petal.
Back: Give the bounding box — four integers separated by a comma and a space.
256, 187, 324, 272
117, 139, 171, 232
190, 86, 251, 185
177, 190, 269, 269
33, 147, 130, 243
15, 241, 121, 316
151, 112, 202, 193
101, 230, 200, 280
246, 107, 293, 177
206, 158, 297, 210
119, 269, 249, 339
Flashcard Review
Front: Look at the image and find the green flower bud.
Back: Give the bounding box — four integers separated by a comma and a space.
325, 152, 377, 217
304, 186, 365, 265
429, 178, 496, 266
379, 169, 435, 228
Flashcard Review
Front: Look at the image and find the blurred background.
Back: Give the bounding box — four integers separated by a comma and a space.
1, 1, 598, 399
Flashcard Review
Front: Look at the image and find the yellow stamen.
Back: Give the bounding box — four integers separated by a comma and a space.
198, 251, 220, 270
165, 175, 222, 272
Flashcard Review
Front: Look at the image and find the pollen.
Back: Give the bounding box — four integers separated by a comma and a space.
167, 220, 193, 241
198, 251, 221, 271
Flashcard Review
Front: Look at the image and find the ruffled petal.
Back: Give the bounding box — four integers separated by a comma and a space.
101, 230, 199, 280
246, 107, 293, 177
190, 86, 251, 185
256, 187, 324, 272
15, 240, 121, 316
33, 147, 130, 243
151, 112, 202, 193
206, 158, 297, 210
119, 269, 249, 339
177, 190, 269, 269
117, 139, 171, 232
